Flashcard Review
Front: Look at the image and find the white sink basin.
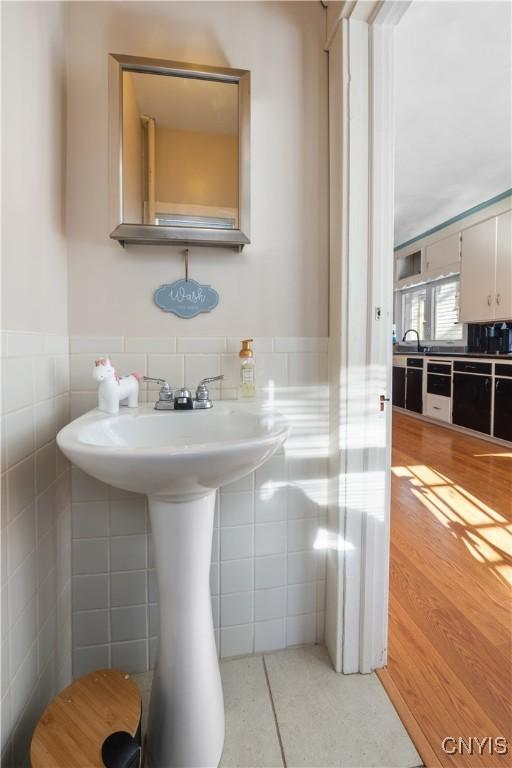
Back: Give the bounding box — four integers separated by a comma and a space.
57, 401, 288, 768
58, 403, 287, 500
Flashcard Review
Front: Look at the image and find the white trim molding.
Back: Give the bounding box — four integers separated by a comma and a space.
326, 0, 401, 674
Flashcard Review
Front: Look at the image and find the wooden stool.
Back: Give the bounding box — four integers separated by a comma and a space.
31, 669, 142, 768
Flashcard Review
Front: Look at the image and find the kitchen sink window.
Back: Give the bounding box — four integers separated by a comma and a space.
432, 278, 461, 341
402, 285, 427, 339
398, 276, 463, 343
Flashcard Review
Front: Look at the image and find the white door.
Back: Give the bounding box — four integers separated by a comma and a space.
495, 210, 512, 320
460, 217, 497, 322
424, 232, 460, 281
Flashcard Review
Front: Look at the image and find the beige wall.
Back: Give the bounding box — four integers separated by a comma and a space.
122, 72, 144, 225
65, 1, 328, 337
156, 127, 238, 211
1, 1, 68, 335
1, 4, 72, 764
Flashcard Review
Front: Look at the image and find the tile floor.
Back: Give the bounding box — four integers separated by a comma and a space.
133, 645, 422, 768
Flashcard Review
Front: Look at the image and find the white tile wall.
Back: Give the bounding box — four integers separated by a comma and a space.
69, 336, 329, 673
1, 332, 72, 766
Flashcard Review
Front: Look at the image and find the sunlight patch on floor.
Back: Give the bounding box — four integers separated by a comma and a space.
472, 452, 512, 458
392, 462, 512, 586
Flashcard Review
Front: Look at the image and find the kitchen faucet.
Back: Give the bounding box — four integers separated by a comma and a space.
402, 328, 423, 354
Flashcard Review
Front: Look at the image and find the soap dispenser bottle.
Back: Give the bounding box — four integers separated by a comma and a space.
239, 339, 256, 398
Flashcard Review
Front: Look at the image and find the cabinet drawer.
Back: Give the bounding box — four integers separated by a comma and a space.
424, 394, 451, 423
453, 360, 492, 375
427, 362, 451, 375
496, 364, 512, 377
407, 358, 424, 368
427, 374, 451, 397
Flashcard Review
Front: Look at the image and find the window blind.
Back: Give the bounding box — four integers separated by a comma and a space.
433, 279, 460, 341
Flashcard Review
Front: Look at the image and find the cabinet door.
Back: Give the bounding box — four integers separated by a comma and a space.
460, 217, 497, 322
452, 373, 492, 434
494, 377, 512, 442
405, 368, 423, 414
424, 233, 460, 280
392, 367, 406, 408
495, 210, 512, 320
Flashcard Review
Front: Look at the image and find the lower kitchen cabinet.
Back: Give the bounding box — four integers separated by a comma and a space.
405, 368, 423, 414
452, 373, 492, 434
424, 393, 451, 423
494, 377, 512, 442
392, 367, 406, 408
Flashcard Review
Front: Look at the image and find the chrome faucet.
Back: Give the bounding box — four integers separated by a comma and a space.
193, 376, 224, 409
144, 375, 224, 411
402, 329, 423, 354
143, 377, 174, 410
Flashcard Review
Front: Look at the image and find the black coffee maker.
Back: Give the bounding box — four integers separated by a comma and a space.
468, 322, 512, 354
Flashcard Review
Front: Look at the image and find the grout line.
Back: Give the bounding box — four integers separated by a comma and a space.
250, 491, 256, 653
262, 655, 287, 768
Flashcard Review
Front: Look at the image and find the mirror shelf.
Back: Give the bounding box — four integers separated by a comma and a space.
109, 54, 250, 249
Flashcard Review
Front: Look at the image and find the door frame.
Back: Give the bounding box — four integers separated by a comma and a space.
325, 0, 410, 674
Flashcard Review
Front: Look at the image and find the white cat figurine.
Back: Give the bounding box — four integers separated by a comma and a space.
93, 358, 141, 414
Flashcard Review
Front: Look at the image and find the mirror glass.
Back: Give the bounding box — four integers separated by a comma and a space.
122, 70, 239, 230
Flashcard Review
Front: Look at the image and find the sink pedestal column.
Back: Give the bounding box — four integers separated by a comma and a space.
147, 491, 224, 768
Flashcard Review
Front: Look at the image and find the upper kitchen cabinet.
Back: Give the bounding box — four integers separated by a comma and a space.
496, 210, 512, 320
394, 247, 422, 288
460, 217, 496, 322
424, 232, 460, 280
460, 213, 512, 322
394, 232, 460, 290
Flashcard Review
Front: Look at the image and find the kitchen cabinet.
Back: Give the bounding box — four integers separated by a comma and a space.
453, 360, 492, 375
426, 373, 451, 397
424, 394, 451, 423
495, 210, 512, 320
425, 362, 452, 424
493, 377, 512, 442
394, 248, 422, 289
424, 233, 460, 280
392, 367, 406, 407
392, 353, 512, 443
460, 212, 512, 323
405, 368, 423, 413
452, 373, 492, 434
460, 217, 497, 323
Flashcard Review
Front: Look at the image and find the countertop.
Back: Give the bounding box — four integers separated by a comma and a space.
393, 350, 512, 359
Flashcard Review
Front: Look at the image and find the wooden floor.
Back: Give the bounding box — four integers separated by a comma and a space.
383, 412, 512, 768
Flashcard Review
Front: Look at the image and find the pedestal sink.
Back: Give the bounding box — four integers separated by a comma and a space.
57, 402, 288, 768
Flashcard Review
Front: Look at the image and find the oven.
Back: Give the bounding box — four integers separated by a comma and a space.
424, 361, 452, 423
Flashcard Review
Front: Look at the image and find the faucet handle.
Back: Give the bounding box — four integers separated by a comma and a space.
143, 376, 172, 400
198, 375, 224, 386
143, 376, 168, 386
195, 375, 224, 404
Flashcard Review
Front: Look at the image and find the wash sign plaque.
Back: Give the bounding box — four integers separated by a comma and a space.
154, 278, 219, 319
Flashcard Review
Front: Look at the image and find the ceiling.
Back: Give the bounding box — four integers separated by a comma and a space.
128, 71, 238, 136
394, 0, 511, 247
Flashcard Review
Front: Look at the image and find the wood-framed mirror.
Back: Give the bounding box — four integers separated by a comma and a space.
109, 54, 250, 249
